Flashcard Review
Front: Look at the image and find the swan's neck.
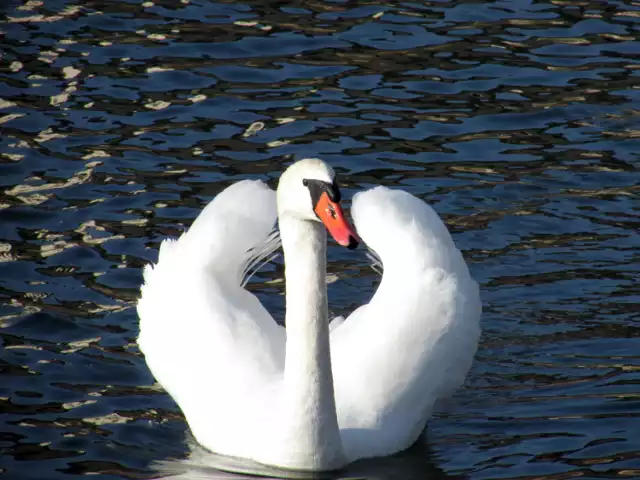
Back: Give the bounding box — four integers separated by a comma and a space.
277, 214, 345, 470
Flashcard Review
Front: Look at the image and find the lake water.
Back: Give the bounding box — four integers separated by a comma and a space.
1, 0, 639, 479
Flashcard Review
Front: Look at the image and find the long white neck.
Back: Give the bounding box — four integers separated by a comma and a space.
275, 214, 345, 470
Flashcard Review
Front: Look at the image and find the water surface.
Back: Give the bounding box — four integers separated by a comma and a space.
1, 0, 639, 479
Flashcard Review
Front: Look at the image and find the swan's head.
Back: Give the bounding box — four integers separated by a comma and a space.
277, 158, 359, 249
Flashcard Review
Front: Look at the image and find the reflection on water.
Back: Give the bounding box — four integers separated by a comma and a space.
0, 0, 638, 478
152, 439, 457, 480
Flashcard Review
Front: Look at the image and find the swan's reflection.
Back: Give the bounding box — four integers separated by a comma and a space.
152, 438, 463, 480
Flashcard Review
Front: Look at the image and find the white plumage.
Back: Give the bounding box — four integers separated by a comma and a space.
137, 159, 481, 471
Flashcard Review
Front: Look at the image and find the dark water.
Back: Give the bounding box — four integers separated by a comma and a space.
1, 0, 639, 478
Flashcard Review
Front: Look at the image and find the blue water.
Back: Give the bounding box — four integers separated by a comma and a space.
0, 0, 639, 478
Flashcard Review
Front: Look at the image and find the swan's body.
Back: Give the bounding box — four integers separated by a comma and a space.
137, 159, 481, 471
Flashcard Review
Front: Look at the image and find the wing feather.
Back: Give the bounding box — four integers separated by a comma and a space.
331, 186, 481, 460
137, 180, 285, 458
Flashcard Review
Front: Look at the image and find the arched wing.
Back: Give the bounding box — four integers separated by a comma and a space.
137, 180, 285, 456
331, 186, 481, 459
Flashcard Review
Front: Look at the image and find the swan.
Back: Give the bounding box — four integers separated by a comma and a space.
137, 158, 481, 471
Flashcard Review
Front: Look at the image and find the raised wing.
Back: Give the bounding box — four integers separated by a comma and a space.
331, 186, 481, 460
137, 180, 285, 457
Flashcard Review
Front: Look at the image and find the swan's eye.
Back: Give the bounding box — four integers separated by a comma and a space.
304, 178, 340, 214
327, 181, 340, 203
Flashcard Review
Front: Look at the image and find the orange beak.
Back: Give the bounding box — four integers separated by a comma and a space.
314, 192, 360, 249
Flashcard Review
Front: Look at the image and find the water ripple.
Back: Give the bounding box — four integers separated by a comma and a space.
1, 0, 639, 478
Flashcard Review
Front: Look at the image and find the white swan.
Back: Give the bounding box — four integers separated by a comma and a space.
137, 158, 481, 471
